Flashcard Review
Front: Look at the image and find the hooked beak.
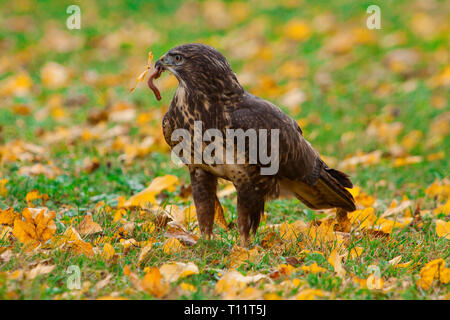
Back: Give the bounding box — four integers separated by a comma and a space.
155, 58, 165, 70
155, 54, 175, 70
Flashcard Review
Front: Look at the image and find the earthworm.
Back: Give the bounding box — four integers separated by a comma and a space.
147, 65, 163, 101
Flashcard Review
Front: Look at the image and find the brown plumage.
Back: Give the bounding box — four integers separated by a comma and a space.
155, 43, 355, 246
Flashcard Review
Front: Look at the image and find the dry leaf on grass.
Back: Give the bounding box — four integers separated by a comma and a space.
164, 221, 199, 246
328, 249, 346, 277
12, 208, 56, 247
225, 245, 260, 268
435, 220, 450, 239
296, 288, 326, 300
0, 208, 18, 226
162, 237, 185, 255
214, 198, 228, 230
140, 267, 170, 298
300, 263, 327, 275
417, 259, 449, 290
159, 262, 199, 283
26, 264, 55, 280
25, 190, 49, 207
95, 273, 112, 291
101, 243, 115, 261
78, 214, 103, 236
123, 175, 179, 208
215, 270, 267, 296
137, 243, 154, 265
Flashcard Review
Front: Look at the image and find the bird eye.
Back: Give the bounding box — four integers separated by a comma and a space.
174, 55, 183, 63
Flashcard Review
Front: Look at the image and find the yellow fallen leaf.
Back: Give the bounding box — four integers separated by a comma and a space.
179, 282, 196, 292
78, 214, 103, 236
112, 208, 126, 223
140, 267, 169, 298
41, 62, 70, 89
26, 264, 55, 280
95, 273, 112, 291
280, 220, 307, 242
339, 151, 382, 171
12, 208, 56, 246
215, 270, 267, 295
61, 226, 82, 242
296, 289, 325, 300
8, 269, 23, 280
366, 274, 384, 290
217, 184, 236, 198
166, 204, 186, 225
393, 156, 423, 167
123, 175, 179, 208
96, 296, 127, 300
417, 258, 448, 290
137, 242, 153, 265
440, 266, 450, 285
348, 207, 377, 229
214, 199, 228, 230
164, 222, 199, 246
0, 72, 32, 96
25, 190, 49, 207
328, 249, 346, 277
346, 186, 376, 207
18, 163, 61, 179
274, 264, 297, 276
0, 226, 12, 241
352, 276, 367, 288
433, 200, 450, 216
119, 238, 138, 249
141, 221, 156, 233
159, 262, 199, 283
284, 20, 312, 41
180, 205, 196, 226
101, 243, 115, 261
162, 237, 184, 255
73, 240, 94, 257
349, 246, 364, 259
264, 292, 282, 300
396, 261, 412, 269
308, 219, 343, 243
226, 245, 260, 268
366, 265, 384, 290
388, 255, 403, 266
373, 217, 412, 234
426, 180, 450, 201
0, 207, 18, 226
0, 179, 8, 197
301, 262, 327, 274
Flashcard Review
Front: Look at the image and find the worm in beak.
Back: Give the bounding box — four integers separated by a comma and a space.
148, 60, 164, 101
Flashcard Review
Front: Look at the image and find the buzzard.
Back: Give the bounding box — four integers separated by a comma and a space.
153, 43, 355, 246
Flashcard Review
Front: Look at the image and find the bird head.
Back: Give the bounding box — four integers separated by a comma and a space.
155, 43, 243, 97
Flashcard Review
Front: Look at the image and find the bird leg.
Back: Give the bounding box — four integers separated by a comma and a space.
189, 167, 217, 240
334, 208, 351, 233
236, 186, 265, 247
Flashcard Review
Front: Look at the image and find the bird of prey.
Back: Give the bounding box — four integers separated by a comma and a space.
153, 43, 355, 246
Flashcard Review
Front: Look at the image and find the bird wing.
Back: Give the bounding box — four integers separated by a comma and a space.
229, 92, 355, 211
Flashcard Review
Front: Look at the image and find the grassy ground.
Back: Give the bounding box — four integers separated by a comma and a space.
0, 0, 449, 300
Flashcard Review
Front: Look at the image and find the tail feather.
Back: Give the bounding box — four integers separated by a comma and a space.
316, 170, 356, 212
283, 167, 356, 212
324, 167, 353, 188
